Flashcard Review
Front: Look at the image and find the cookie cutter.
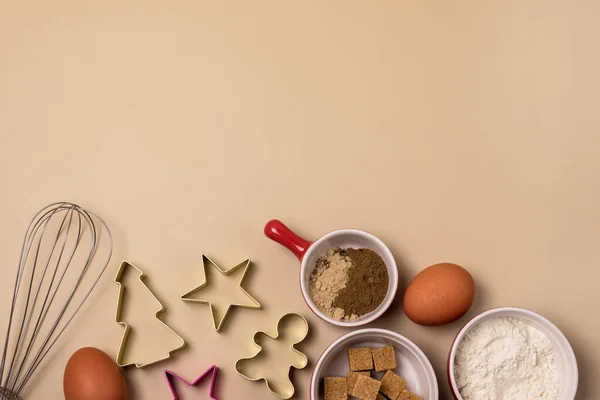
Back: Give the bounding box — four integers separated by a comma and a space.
115, 260, 186, 368
180, 254, 261, 332
235, 313, 309, 399
164, 365, 219, 400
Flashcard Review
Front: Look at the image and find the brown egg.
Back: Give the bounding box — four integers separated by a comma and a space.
403, 263, 475, 326
64, 347, 127, 400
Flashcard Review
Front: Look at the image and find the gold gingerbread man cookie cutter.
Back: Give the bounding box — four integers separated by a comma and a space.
235, 313, 309, 399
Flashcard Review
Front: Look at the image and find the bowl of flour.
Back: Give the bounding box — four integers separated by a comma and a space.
448, 307, 578, 400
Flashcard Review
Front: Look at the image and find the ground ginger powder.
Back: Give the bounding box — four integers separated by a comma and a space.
308, 249, 353, 320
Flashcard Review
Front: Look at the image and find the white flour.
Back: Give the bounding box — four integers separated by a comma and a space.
454, 317, 559, 400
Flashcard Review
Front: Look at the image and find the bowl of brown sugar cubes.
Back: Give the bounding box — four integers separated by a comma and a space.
311, 328, 438, 400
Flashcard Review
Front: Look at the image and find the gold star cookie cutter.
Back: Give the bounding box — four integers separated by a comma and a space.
180, 254, 261, 332
114, 261, 186, 368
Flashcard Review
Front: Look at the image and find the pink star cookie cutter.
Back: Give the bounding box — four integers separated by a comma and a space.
164, 365, 219, 400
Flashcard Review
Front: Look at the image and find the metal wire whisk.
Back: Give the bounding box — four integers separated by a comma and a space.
0, 202, 113, 399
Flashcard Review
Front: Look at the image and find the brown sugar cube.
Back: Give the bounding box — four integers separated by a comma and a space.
397, 389, 411, 400
409, 392, 423, 400
397, 389, 423, 400
376, 394, 387, 400
324, 377, 348, 400
347, 371, 370, 394
349, 374, 381, 400
380, 370, 407, 400
372, 345, 397, 371
348, 347, 374, 371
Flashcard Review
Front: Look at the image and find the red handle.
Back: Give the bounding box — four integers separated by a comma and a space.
264, 219, 312, 261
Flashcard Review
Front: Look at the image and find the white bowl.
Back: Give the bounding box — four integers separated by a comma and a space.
299, 229, 399, 327
448, 307, 578, 400
311, 328, 439, 400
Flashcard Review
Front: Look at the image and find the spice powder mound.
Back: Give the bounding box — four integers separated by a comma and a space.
308, 249, 352, 320
308, 248, 389, 321
334, 248, 388, 319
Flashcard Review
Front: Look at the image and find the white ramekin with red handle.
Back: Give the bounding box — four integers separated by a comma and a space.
264, 219, 398, 327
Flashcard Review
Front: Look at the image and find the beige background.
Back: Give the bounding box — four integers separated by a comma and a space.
0, 1, 598, 399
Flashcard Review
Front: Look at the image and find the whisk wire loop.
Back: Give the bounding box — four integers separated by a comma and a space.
0, 202, 112, 398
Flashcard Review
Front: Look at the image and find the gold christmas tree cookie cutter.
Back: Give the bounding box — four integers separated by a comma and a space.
115, 261, 186, 368
235, 313, 309, 399
180, 254, 261, 332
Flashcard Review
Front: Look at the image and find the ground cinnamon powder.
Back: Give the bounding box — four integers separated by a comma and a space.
333, 248, 388, 318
